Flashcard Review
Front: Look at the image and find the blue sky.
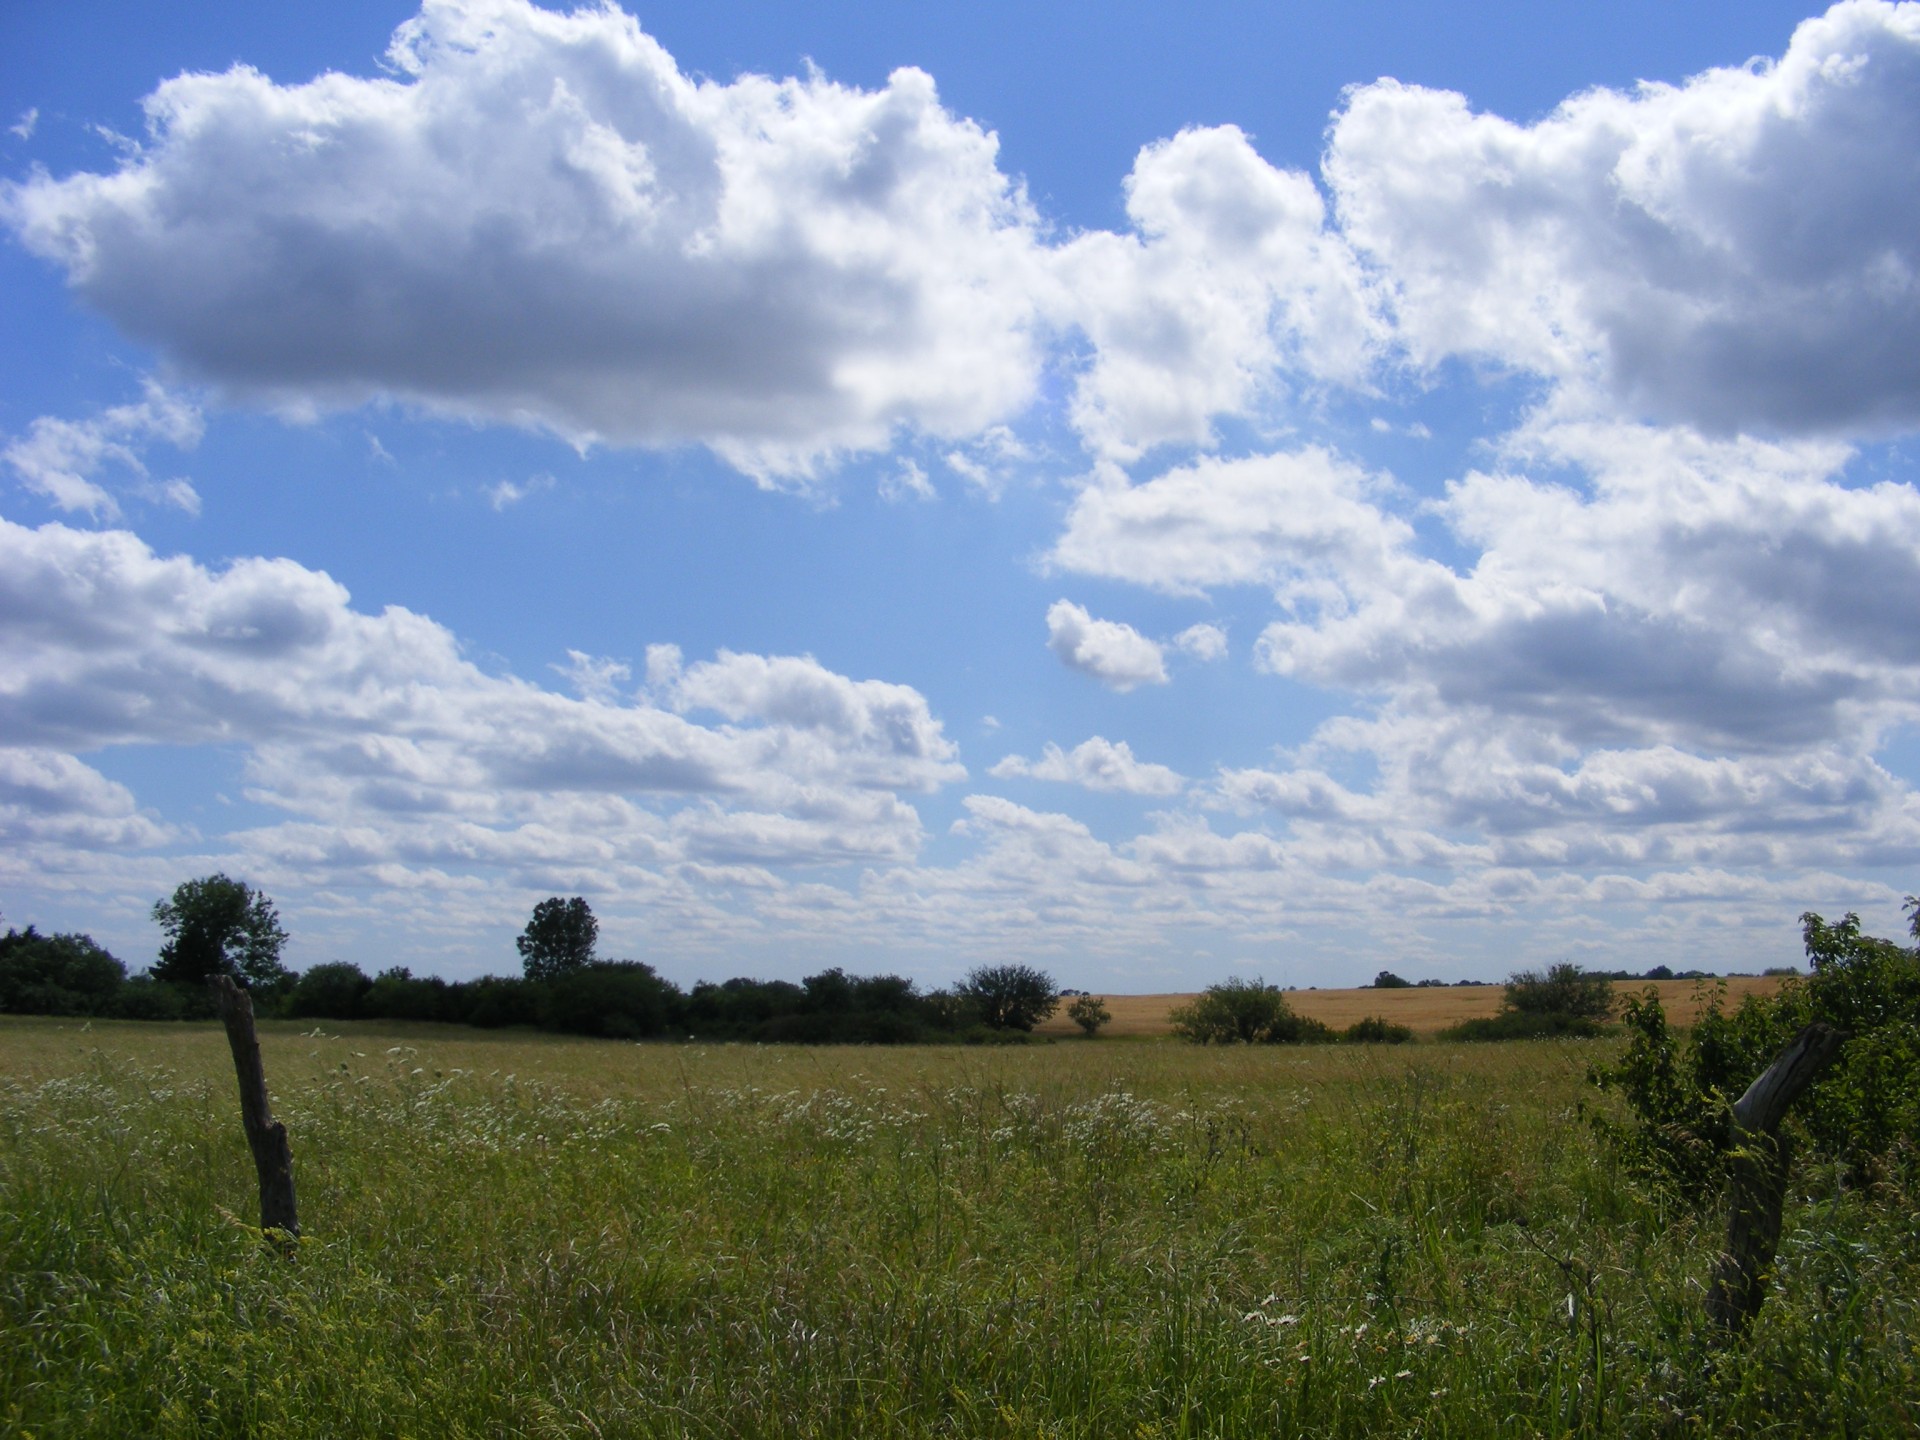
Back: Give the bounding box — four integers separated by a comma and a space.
4, 0, 1918, 989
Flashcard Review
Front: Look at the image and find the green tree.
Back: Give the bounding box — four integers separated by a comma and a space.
959, 963, 1059, 1031
1067, 993, 1111, 1036
1372, 969, 1411, 989
151, 875, 289, 989
516, 896, 598, 982
0, 927, 126, 1015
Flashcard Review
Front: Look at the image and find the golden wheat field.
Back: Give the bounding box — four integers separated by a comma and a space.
1034, 975, 1789, 1038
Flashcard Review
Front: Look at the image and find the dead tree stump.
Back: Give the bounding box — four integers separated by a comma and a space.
1705, 1022, 1846, 1337
208, 974, 299, 1242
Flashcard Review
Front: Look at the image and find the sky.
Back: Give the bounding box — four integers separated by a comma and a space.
3, 0, 1919, 991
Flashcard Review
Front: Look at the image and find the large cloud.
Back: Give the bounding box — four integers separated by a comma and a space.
1328, 0, 1920, 434
1256, 423, 1920, 753
1046, 125, 1378, 460
3, 0, 1045, 480
0, 514, 963, 874
1052, 448, 1415, 599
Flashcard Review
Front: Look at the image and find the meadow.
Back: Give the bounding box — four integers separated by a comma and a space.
2, 1012, 1914, 1437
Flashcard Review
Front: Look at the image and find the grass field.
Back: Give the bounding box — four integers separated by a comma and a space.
1032, 977, 1790, 1038
3, 1011, 1913, 1437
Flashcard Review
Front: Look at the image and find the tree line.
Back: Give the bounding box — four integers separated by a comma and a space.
0, 877, 1094, 1044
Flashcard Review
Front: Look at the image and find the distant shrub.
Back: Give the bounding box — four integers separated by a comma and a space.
1173, 979, 1333, 1045
1371, 970, 1411, 989
110, 975, 190, 1021
539, 961, 679, 1039
1067, 994, 1111, 1036
460, 976, 540, 1029
686, 977, 807, 1037
1344, 1015, 1414, 1044
285, 961, 372, 1020
365, 967, 453, 1023
1504, 963, 1615, 1022
1441, 1010, 1607, 1042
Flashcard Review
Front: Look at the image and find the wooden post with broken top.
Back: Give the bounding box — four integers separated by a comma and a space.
1706, 1022, 1846, 1336
208, 974, 299, 1242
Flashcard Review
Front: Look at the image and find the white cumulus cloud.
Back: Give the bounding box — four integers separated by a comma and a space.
3, 0, 1046, 481
1044, 599, 1168, 691
990, 736, 1186, 796
1047, 124, 1380, 460
1328, 0, 1920, 435
4, 383, 202, 517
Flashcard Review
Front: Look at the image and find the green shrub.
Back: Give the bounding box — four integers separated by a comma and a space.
1172, 978, 1332, 1044
109, 975, 190, 1020
364, 967, 454, 1022
1594, 901, 1920, 1196
1441, 1010, 1607, 1042
459, 975, 540, 1029
285, 961, 373, 1020
1343, 1015, 1414, 1044
1067, 993, 1111, 1036
538, 961, 679, 1039
1504, 962, 1615, 1021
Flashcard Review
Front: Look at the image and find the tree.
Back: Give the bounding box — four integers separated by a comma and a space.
151, 875, 289, 989
516, 896, 598, 982
1372, 969, 1411, 989
1067, 993, 1111, 1036
958, 963, 1059, 1031
0, 927, 126, 1015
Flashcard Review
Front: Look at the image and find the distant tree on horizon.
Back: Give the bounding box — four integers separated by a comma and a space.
151, 874, 289, 990
516, 896, 598, 982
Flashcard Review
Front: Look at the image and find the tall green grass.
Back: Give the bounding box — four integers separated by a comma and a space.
2, 1017, 1914, 1436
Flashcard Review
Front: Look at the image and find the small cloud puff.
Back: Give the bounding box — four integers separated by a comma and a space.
1174, 623, 1227, 662
1045, 600, 1167, 691
3, 383, 203, 518
991, 736, 1185, 796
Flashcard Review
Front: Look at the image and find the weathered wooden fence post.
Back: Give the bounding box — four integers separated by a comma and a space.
208, 974, 299, 1243
1705, 1022, 1846, 1337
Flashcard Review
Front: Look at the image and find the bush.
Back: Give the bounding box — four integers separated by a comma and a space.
1504, 963, 1615, 1021
1172, 978, 1332, 1045
1344, 1015, 1413, 1044
1067, 993, 1111, 1036
1595, 902, 1920, 1195
285, 962, 373, 1020
459, 976, 540, 1029
1371, 970, 1411, 989
1441, 1010, 1607, 1042
539, 961, 678, 1039
365, 967, 454, 1023
110, 975, 191, 1020
0, 927, 126, 1015
685, 977, 807, 1037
